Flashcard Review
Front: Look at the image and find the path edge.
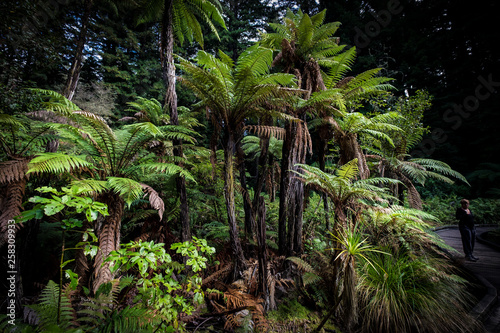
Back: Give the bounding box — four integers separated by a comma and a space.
433, 224, 498, 322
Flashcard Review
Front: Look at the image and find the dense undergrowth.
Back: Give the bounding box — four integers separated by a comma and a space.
422, 195, 500, 225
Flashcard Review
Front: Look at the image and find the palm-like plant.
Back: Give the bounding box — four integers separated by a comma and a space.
178, 45, 296, 272
295, 159, 398, 229
288, 224, 385, 332
365, 91, 469, 208
27, 95, 192, 292
330, 111, 402, 179
261, 8, 346, 256
122, 97, 200, 241
0, 91, 80, 246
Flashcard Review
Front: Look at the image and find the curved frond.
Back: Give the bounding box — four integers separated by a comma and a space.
336, 159, 359, 180
70, 179, 108, 195
30, 88, 80, 116
141, 183, 165, 220
27, 153, 93, 175
135, 162, 195, 182
106, 177, 144, 207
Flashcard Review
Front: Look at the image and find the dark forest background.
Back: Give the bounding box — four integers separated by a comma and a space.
1, 0, 499, 198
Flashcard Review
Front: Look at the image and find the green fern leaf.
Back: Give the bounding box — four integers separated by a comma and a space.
106, 177, 143, 207
27, 153, 93, 175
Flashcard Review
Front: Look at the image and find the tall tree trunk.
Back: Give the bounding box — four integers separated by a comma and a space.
160, 0, 191, 242
278, 121, 294, 255
318, 130, 331, 230
256, 196, 268, 300
278, 120, 306, 256
93, 194, 123, 293
63, 0, 93, 101
237, 145, 254, 238
223, 133, 246, 275
252, 131, 270, 212
162, 0, 191, 242
269, 156, 277, 203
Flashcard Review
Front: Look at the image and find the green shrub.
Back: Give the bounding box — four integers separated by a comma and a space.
423, 195, 500, 225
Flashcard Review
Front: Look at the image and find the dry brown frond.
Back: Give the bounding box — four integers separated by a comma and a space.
400, 173, 423, 209
93, 198, 123, 293
141, 184, 165, 219
27, 110, 73, 124
202, 263, 233, 287
244, 125, 286, 141
0, 158, 29, 184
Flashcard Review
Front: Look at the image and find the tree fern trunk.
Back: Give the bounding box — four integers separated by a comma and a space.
237, 145, 254, 238
278, 120, 305, 256
256, 196, 268, 300
0, 177, 26, 247
318, 124, 331, 230
338, 133, 370, 179
223, 134, 246, 275
278, 121, 294, 255
252, 133, 270, 211
162, 0, 191, 242
93, 193, 123, 293
270, 157, 276, 203
0, 178, 26, 314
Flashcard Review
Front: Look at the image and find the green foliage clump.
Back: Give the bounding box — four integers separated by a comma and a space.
267, 298, 330, 333
423, 195, 500, 225
107, 237, 215, 331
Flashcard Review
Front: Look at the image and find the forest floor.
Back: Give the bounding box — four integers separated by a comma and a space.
435, 226, 500, 333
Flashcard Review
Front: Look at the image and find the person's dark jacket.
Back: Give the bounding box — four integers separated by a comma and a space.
456, 208, 475, 229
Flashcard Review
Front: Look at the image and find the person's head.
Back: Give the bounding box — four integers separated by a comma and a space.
460, 199, 470, 208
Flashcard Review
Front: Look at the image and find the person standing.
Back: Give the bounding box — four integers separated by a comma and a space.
456, 199, 478, 261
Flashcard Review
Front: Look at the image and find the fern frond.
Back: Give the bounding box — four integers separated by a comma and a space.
141, 183, 165, 219
336, 159, 359, 180
134, 162, 195, 182
70, 179, 108, 195
28, 280, 75, 330
0, 113, 25, 130
287, 256, 316, 273
101, 306, 155, 332
27, 153, 93, 175
30, 88, 80, 116
106, 177, 143, 207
